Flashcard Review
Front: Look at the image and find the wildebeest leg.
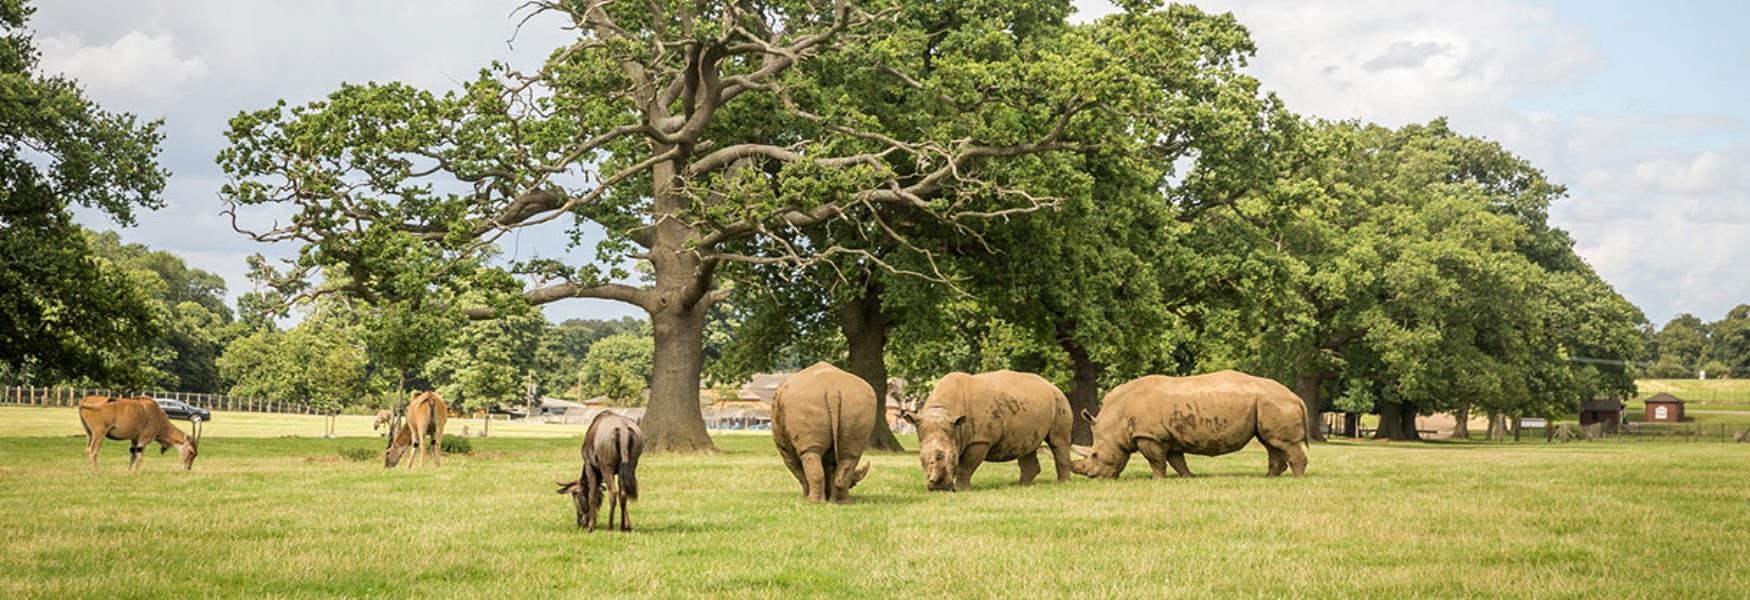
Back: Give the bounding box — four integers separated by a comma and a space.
619, 483, 632, 532
1265, 445, 1287, 477
954, 443, 989, 491
1284, 444, 1307, 477
1135, 439, 1170, 479
603, 471, 619, 531
1165, 452, 1195, 478
1017, 452, 1041, 486
585, 466, 603, 532
799, 451, 827, 502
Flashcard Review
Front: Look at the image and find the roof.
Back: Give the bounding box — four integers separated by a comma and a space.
740, 373, 790, 402
1580, 398, 1623, 412
1644, 392, 1685, 405
540, 397, 586, 410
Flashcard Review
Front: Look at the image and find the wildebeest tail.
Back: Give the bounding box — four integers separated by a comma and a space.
616, 426, 638, 500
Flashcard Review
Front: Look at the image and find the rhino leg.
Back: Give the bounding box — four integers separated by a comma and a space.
1135, 439, 1171, 479
778, 446, 808, 491
829, 459, 861, 505
1284, 444, 1307, 477
1265, 446, 1287, 477
1017, 452, 1041, 486
954, 443, 989, 491
799, 451, 828, 502
1165, 452, 1195, 478
1045, 431, 1073, 483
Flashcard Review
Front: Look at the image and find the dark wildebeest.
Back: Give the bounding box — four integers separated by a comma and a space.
556, 411, 643, 532
78, 395, 200, 472
385, 391, 448, 468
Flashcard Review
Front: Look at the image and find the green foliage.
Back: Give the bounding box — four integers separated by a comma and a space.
439, 434, 472, 454
576, 330, 654, 406
217, 307, 375, 412
85, 230, 237, 392
423, 309, 549, 413
0, 0, 169, 387
336, 447, 376, 462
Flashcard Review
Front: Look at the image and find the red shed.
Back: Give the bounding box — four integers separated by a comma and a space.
1643, 393, 1686, 423
1579, 398, 1623, 433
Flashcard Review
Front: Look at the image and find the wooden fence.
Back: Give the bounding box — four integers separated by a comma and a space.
1, 386, 316, 415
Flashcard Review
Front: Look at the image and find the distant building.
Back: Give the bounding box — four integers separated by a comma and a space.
1579, 398, 1624, 433
1643, 393, 1687, 423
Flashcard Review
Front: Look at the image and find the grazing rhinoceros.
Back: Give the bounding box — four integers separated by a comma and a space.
1072, 370, 1308, 479
901, 370, 1073, 492
771, 362, 875, 504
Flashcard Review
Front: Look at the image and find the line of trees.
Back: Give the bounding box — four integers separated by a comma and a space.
1644, 307, 1750, 379
3, 1, 1649, 450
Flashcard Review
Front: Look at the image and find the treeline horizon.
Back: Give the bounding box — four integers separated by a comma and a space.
3, 0, 1653, 448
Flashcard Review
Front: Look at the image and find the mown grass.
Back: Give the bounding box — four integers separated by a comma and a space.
2, 407, 1748, 598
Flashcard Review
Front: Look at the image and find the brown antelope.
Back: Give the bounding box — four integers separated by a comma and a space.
556, 411, 642, 532
78, 395, 200, 472
371, 410, 393, 432
385, 391, 447, 468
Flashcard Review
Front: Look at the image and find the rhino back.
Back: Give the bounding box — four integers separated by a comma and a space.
772, 363, 876, 456
962, 371, 1066, 461
1107, 373, 1277, 457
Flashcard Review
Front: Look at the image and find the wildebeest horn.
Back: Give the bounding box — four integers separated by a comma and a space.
1071, 445, 1093, 457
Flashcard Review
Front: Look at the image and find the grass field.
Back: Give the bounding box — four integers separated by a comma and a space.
3, 406, 1748, 598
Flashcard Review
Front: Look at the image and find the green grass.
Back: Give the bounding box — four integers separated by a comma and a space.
1636, 379, 1750, 410
3, 407, 1749, 597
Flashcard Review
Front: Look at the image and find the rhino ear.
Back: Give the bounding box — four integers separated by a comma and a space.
1079, 409, 1096, 423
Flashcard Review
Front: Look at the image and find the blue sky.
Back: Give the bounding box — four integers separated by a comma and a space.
36, 0, 1750, 327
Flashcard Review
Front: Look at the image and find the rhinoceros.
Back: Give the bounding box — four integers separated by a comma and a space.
901, 370, 1073, 491
771, 362, 876, 504
1071, 370, 1308, 479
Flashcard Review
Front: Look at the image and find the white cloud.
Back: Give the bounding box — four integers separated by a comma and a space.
38, 31, 208, 101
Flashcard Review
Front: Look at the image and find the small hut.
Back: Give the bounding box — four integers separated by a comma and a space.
1579, 398, 1623, 433
1643, 393, 1686, 423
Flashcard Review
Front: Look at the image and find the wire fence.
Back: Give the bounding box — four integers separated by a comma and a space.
1, 385, 316, 415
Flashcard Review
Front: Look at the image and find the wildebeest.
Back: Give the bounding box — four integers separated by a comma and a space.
556, 411, 643, 532
1072, 371, 1308, 479
771, 362, 875, 504
78, 395, 200, 472
385, 391, 448, 468
901, 370, 1073, 491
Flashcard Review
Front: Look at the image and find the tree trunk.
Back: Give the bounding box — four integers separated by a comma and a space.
1293, 374, 1327, 442
1451, 405, 1471, 440
1062, 339, 1102, 445
643, 296, 716, 453
841, 280, 904, 452
1374, 402, 1421, 441
1486, 410, 1507, 441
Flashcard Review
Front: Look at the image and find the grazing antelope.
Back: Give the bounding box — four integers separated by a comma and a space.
556, 411, 642, 532
372, 410, 393, 432
78, 395, 200, 472
385, 391, 448, 468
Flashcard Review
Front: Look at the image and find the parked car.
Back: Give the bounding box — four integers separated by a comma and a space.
154, 398, 212, 422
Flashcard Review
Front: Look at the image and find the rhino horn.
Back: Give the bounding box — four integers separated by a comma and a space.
1070, 445, 1093, 457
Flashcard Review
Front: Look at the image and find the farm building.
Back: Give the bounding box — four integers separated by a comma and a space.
1580, 398, 1624, 433
1643, 393, 1686, 422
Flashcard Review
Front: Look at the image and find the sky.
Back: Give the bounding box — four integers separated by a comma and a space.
34, 0, 1750, 327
